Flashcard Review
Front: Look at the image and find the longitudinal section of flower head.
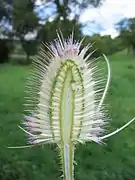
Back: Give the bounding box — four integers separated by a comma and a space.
24, 35, 105, 146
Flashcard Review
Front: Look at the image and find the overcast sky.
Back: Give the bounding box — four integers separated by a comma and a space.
35, 0, 135, 38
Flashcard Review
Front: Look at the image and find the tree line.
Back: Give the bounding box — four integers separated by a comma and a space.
0, 0, 135, 64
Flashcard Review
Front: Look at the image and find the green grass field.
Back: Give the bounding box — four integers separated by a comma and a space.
0, 51, 135, 180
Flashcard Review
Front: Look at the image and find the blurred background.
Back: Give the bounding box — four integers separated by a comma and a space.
0, 0, 135, 180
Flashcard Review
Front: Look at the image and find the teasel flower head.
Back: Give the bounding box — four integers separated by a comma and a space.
10, 32, 135, 180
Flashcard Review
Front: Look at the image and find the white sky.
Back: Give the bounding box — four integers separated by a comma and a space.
80, 0, 135, 38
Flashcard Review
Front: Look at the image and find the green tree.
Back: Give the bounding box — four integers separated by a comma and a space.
83, 34, 123, 58
12, 0, 39, 62
0, 0, 14, 62
37, 0, 104, 21
0, 0, 13, 21
54, 0, 103, 21
116, 18, 135, 55
0, 0, 14, 37
38, 19, 82, 43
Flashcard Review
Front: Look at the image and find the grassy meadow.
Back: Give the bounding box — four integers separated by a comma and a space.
0, 51, 135, 180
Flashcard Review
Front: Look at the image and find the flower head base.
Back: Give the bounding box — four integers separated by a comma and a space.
10, 32, 135, 180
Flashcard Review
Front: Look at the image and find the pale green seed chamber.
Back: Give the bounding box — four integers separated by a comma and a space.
50, 60, 84, 142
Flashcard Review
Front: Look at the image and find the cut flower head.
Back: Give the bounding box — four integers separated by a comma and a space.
10, 32, 135, 180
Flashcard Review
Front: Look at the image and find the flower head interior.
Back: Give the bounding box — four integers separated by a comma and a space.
10, 32, 135, 180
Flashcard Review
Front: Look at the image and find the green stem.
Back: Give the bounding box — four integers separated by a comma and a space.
62, 143, 74, 180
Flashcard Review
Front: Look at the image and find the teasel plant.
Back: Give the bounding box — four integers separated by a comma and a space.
9, 32, 135, 180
